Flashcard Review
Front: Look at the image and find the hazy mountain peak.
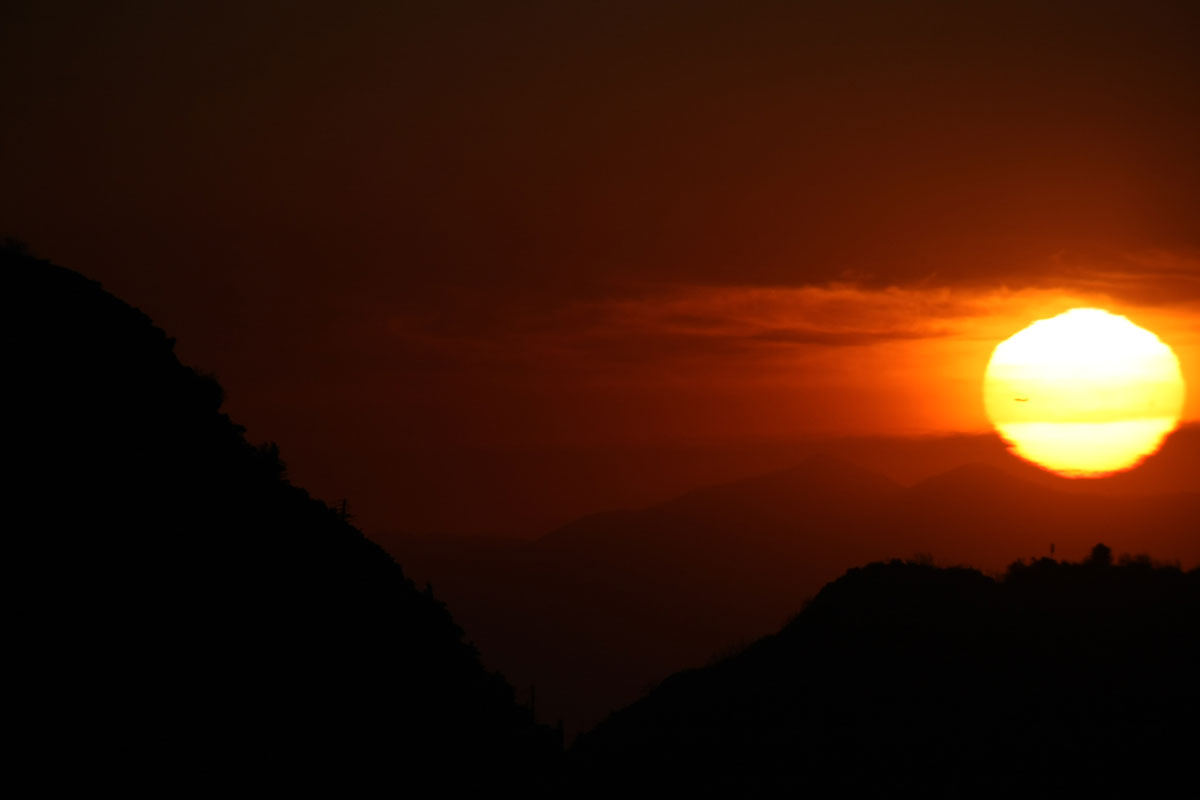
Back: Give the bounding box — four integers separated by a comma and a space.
662, 452, 901, 511
907, 461, 1047, 496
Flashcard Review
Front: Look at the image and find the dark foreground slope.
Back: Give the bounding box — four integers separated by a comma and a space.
3, 245, 559, 790
572, 551, 1200, 796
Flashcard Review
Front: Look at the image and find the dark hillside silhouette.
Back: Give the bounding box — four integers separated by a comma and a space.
3, 245, 559, 791
571, 549, 1200, 795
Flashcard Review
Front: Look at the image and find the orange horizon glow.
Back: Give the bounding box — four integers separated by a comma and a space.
983, 308, 1186, 477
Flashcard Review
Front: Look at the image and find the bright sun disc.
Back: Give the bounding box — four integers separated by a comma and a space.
983, 308, 1185, 477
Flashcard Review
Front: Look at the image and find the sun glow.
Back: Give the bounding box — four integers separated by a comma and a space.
983, 308, 1185, 477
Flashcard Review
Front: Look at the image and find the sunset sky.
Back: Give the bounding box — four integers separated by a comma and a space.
4, 1, 1199, 535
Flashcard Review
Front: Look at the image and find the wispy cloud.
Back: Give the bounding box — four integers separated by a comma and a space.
373, 249, 1200, 389
1045, 251, 1200, 307
594, 284, 972, 350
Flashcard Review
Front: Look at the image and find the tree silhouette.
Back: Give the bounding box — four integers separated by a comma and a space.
1086, 542, 1113, 567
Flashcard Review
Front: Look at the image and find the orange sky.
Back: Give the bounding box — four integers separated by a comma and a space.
3, 1, 1199, 535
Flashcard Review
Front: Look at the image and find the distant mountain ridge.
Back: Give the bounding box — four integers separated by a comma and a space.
391, 452, 1200, 736
531, 452, 1199, 592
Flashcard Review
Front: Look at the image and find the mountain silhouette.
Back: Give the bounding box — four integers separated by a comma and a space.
570, 552, 1200, 795
391, 454, 1200, 736
3, 245, 559, 791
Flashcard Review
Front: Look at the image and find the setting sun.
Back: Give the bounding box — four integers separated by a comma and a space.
984, 308, 1186, 477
